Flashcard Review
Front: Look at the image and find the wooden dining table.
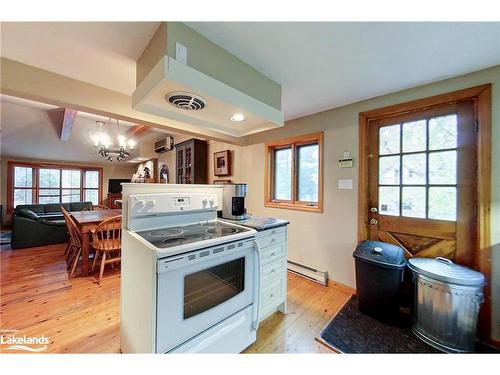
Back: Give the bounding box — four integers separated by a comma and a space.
70, 209, 122, 276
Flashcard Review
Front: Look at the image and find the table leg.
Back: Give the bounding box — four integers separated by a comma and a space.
82, 231, 90, 276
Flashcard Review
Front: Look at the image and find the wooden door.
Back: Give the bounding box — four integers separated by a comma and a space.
367, 101, 477, 265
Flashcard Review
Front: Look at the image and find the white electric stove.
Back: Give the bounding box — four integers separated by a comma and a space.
121, 191, 259, 354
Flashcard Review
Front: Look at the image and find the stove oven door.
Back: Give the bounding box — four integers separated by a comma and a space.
156, 241, 256, 353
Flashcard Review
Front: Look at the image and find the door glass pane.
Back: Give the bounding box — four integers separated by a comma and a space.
39, 169, 60, 188
85, 190, 99, 205
14, 189, 32, 206
14, 166, 33, 187
402, 153, 426, 185
379, 125, 400, 155
402, 186, 426, 218
429, 187, 457, 221
184, 257, 245, 319
379, 186, 400, 216
379, 156, 400, 185
85, 171, 99, 188
297, 144, 319, 202
429, 114, 457, 150
429, 151, 457, 184
62, 170, 81, 188
402, 120, 427, 153
274, 148, 292, 200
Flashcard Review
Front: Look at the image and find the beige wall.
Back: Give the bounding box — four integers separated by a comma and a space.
211, 65, 500, 339
0, 156, 135, 224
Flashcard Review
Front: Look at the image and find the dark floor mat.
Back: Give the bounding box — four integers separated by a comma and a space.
319, 296, 438, 353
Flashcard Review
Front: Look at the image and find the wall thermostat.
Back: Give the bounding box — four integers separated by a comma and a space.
338, 151, 354, 168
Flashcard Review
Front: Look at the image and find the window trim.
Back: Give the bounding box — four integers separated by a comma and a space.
265, 132, 324, 213
7, 161, 103, 213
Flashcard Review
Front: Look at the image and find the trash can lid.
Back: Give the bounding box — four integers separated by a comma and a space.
353, 240, 406, 269
408, 257, 485, 286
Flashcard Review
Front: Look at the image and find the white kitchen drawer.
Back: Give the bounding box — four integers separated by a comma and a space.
261, 257, 286, 283
257, 231, 286, 249
260, 276, 285, 316
260, 242, 286, 265
255, 226, 286, 239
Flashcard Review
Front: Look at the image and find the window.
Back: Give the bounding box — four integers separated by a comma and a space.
265, 132, 323, 212
378, 114, 458, 221
13, 166, 35, 207
7, 162, 103, 211
84, 171, 100, 205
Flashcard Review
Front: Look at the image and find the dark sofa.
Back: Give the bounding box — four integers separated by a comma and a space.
11, 202, 92, 249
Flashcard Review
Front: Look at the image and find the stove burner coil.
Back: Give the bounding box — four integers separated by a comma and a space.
149, 229, 183, 237
206, 227, 238, 235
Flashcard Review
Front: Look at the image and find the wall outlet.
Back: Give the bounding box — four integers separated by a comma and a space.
176, 42, 187, 65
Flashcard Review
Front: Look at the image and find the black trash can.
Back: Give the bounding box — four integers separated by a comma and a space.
353, 240, 407, 321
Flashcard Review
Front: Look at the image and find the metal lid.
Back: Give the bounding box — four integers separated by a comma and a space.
353, 240, 406, 269
408, 257, 485, 286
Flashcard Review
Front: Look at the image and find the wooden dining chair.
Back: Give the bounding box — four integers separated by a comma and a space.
91, 215, 122, 284
61, 206, 83, 278
83, 204, 110, 211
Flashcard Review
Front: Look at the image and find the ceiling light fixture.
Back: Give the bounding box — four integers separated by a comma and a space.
230, 113, 246, 122
92, 119, 135, 162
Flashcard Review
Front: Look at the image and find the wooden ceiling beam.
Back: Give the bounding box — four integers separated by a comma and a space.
60, 108, 78, 141
125, 124, 150, 137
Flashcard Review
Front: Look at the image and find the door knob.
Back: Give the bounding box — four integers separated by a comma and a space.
369, 218, 378, 225
370, 207, 378, 213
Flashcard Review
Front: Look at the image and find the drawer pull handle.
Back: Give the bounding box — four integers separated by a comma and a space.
271, 239, 276, 243
270, 252, 275, 257
270, 293, 275, 298
271, 269, 276, 273
271, 230, 276, 235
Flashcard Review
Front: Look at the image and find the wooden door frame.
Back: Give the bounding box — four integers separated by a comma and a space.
358, 84, 493, 343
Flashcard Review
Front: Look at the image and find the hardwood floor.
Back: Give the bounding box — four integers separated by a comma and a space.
0, 242, 351, 354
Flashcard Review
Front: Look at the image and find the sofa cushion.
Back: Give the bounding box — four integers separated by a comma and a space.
70, 201, 93, 211
39, 213, 65, 220
44, 203, 70, 214
16, 208, 40, 220
15, 204, 44, 214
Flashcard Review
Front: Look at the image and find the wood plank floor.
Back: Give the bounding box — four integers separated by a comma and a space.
0, 242, 351, 354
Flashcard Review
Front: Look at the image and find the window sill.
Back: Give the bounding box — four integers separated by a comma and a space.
264, 201, 323, 213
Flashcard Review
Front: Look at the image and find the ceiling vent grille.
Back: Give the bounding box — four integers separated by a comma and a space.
165, 92, 207, 111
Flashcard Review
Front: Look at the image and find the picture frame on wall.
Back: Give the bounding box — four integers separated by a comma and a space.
214, 150, 231, 176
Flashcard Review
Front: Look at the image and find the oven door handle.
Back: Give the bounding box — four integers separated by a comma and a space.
251, 239, 261, 331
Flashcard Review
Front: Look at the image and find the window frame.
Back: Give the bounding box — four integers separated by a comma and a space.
265, 132, 324, 213
7, 161, 103, 212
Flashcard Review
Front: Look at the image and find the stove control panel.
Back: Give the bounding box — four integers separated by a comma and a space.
129, 193, 219, 217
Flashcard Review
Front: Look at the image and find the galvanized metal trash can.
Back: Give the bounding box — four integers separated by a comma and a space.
408, 257, 485, 353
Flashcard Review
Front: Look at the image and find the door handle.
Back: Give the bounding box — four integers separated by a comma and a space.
369, 218, 378, 225
251, 240, 261, 331
370, 207, 378, 213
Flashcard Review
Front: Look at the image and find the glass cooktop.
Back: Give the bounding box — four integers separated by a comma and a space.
136, 220, 252, 249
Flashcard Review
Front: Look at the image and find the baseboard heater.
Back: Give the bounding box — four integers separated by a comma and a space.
287, 260, 328, 286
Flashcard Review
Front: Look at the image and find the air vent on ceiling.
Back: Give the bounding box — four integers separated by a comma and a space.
165, 92, 207, 111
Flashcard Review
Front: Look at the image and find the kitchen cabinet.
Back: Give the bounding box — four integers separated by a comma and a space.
255, 226, 288, 321
175, 139, 208, 184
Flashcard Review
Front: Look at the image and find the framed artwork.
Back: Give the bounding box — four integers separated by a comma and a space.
158, 162, 169, 183
214, 150, 231, 176
132, 158, 157, 183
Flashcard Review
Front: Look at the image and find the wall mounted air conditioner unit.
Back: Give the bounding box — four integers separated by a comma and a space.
155, 136, 174, 154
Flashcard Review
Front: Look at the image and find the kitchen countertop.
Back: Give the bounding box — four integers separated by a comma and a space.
221, 215, 289, 231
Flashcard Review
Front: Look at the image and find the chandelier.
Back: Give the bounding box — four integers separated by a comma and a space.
92, 119, 136, 161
